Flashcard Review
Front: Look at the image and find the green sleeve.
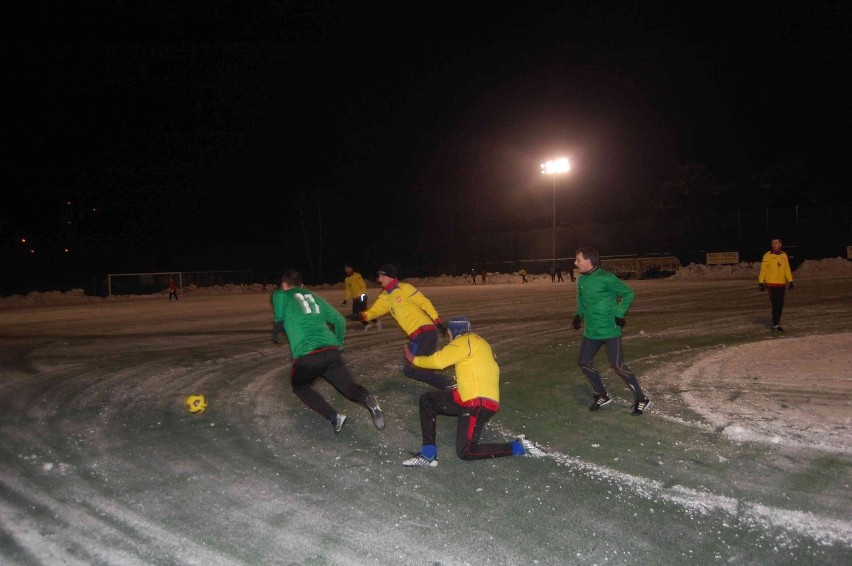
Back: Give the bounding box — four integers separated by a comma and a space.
610, 276, 635, 317
271, 290, 286, 322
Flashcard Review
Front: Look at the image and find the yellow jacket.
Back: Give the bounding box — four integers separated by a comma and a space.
344, 271, 367, 301
413, 333, 499, 403
758, 251, 793, 286
361, 280, 440, 336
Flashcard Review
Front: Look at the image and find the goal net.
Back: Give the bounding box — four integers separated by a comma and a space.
107, 270, 255, 297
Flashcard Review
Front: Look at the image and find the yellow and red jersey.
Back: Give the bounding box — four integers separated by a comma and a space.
413, 333, 499, 404
758, 251, 793, 287
361, 279, 441, 336
344, 271, 367, 301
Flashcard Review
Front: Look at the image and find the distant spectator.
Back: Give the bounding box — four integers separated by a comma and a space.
168, 277, 179, 301
519, 268, 528, 283
470, 268, 477, 285
556, 267, 564, 282
480, 269, 487, 284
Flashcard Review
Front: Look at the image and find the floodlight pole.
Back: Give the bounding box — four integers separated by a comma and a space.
541, 158, 571, 273
551, 175, 557, 271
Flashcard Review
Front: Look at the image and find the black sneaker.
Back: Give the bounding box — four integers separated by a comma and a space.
773, 325, 784, 332
365, 395, 385, 431
631, 396, 651, 416
589, 393, 611, 411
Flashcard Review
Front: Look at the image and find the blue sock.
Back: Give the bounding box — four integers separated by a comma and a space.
511, 440, 525, 456
421, 444, 437, 459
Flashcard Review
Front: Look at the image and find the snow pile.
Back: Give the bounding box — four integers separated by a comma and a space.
672, 256, 852, 280
2, 258, 850, 309
793, 256, 852, 277
671, 262, 761, 280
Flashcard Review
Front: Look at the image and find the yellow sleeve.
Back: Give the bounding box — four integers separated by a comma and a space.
362, 291, 390, 321
416, 335, 500, 402
758, 252, 769, 283
413, 340, 468, 370
783, 254, 793, 282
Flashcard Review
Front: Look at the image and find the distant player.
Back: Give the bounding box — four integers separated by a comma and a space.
272, 269, 385, 433
758, 237, 794, 331
342, 263, 379, 332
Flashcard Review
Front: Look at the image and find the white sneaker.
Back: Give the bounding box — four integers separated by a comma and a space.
365, 395, 385, 430
518, 435, 546, 457
402, 453, 438, 467
376, 319, 382, 330
333, 414, 347, 434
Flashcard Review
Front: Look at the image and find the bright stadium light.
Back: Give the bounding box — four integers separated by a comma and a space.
541, 157, 571, 271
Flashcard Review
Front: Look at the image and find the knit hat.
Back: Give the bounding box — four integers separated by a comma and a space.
447, 316, 472, 339
376, 263, 397, 279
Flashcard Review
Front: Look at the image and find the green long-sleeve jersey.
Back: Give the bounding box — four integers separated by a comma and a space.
271, 287, 345, 359
575, 267, 635, 339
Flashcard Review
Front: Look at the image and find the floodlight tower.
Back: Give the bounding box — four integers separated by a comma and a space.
540, 157, 571, 272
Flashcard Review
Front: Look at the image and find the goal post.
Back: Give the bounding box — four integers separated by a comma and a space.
107, 270, 254, 297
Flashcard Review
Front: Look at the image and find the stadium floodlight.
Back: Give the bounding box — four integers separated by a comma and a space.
540, 158, 571, 271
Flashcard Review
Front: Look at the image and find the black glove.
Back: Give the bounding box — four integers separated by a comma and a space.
341, 300, 347, 306
436, 322, 448, 334
346, 313, 361, 321
758, 283, 765, 292
272, 321, 284, 343
615, 317, 626, 327
572, 315, 582, 330
788, 281, 794, 291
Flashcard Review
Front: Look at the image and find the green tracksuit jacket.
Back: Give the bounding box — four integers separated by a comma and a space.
575, 267, 635, 340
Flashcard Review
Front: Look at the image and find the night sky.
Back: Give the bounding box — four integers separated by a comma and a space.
6, 2, 851, 284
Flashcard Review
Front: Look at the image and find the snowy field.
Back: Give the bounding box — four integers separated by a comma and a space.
1, 268, 851, 565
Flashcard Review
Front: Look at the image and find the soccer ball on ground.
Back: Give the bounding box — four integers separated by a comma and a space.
185, 394, 208, 414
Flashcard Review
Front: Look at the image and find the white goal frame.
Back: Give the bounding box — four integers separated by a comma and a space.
106, 270, 256, 297
107, 271, 182, 298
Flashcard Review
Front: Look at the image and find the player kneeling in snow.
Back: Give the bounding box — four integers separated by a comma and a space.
402, 316, 545, 467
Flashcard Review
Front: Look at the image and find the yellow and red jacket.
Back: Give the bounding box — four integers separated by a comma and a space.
758, 251, 793, 287
412, 332, 499, 404
343, 271, 367, 301
361, 279, 441, 337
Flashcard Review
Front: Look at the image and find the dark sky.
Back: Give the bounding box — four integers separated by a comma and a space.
6, 1, 851, 272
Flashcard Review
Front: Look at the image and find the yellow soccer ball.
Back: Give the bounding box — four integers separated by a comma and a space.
185, 394, 208, 414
